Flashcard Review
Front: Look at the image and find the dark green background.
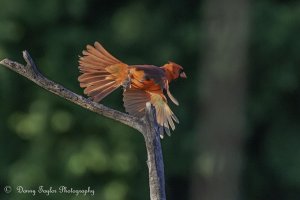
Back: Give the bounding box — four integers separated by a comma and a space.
0, 0, 299, 199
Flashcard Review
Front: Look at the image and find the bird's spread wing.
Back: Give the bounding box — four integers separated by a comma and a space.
78, 42, 129, 102
150, 92, 179, 135
123, 88, 179, 136
123, 87, 151, 118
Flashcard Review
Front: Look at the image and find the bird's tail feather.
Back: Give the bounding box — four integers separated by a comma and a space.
78, 42, 129, 102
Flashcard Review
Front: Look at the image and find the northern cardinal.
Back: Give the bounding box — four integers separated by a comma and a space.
78, 42, 186, 136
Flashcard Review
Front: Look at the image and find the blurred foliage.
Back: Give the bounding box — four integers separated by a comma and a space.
245, 1, 300, 200
0, 0, 299, 200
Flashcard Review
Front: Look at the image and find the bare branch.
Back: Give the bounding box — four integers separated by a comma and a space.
144, 103, 166, 200
0, 51, 167, 200
0, 51, 144, 133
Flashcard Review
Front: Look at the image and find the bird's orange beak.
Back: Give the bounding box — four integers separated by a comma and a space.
180, 72, 187, 78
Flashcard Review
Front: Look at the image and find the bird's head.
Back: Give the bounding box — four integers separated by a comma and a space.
163, 61, 187, 81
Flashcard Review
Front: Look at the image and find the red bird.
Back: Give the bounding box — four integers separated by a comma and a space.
78, 42, 186, 136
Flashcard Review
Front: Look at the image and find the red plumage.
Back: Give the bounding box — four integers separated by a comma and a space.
78, 42, 186, 137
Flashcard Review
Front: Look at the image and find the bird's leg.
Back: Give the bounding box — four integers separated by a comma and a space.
122, 74, 131, 91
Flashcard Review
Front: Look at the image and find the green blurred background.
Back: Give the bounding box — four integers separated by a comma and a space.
0, 0, 300, 200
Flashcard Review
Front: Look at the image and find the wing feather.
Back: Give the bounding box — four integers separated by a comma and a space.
150, 93, 178, 132
123, 88, 179, 136
123, 88, 150, 117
